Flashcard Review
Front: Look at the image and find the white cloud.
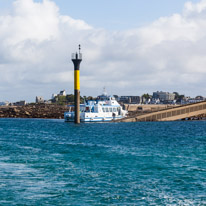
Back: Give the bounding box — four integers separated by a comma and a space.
0, 0, 206, 102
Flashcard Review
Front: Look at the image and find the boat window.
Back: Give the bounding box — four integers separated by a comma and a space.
105, 107, 109, 112
118, 107, 121, 115
109, 108, 112, 112
102, 108, 105, 112
113, 108, 117, 112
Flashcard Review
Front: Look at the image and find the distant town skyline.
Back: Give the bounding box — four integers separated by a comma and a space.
0, 0, 206, 102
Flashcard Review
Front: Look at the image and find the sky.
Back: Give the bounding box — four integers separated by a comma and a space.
0, 0, 206, 102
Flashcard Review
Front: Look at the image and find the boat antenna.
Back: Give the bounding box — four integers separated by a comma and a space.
103, 87, 107, 96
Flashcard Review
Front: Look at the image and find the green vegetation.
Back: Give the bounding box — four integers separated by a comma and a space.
142, 93, 152, 100
173, 92, 185, 103
51, 94, 90, 105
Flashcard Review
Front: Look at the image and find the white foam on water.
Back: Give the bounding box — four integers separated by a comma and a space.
16, 145, 42, 152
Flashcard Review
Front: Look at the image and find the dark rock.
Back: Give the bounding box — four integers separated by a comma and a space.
0, 104, 68, 119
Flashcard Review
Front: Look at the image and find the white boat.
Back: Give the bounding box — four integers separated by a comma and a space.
64, 92, 127, 122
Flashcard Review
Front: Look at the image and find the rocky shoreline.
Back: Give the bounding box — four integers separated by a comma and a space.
0, 104, 156, 119
0, 104, 69, 119
1, 103, 205, 120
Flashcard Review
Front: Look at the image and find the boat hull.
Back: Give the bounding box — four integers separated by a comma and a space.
64, 112, 124, 122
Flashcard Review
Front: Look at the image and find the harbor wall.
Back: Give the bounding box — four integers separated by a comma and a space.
124, 104, 177, 112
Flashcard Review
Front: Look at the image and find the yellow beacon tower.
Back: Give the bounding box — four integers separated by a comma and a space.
72, 45, 82, 124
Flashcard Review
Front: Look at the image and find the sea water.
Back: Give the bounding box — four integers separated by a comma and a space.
0, 118, 205, 205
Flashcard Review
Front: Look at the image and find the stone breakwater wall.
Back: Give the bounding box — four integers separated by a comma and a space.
0, 104, 69, 119
124, 104, 177, 112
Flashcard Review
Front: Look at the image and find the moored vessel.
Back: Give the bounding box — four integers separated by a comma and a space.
64, 92, 127, 122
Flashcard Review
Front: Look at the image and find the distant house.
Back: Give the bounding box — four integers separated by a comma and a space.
188, 96, 205, 104
153, 91, 175, 102
51, 90, 66, 100
180, 96, 190, 105
150, 98, 160, 104
36, 96, 44, 103
44, 100, 52, 104
59, 90, 66, 96
180, 96, 205, 104
0, 101, 9, 106
119, 96, 141, 104
52, 94, 57, 99
195, 96, 205, 101
13, 101, 27, 106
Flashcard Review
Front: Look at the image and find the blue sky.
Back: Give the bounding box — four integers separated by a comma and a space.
1, 0, 200, 30
53, 0, 200, 30
0, 0, 206, 102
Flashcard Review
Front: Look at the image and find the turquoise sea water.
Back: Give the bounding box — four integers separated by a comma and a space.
0, 119, 206, 205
